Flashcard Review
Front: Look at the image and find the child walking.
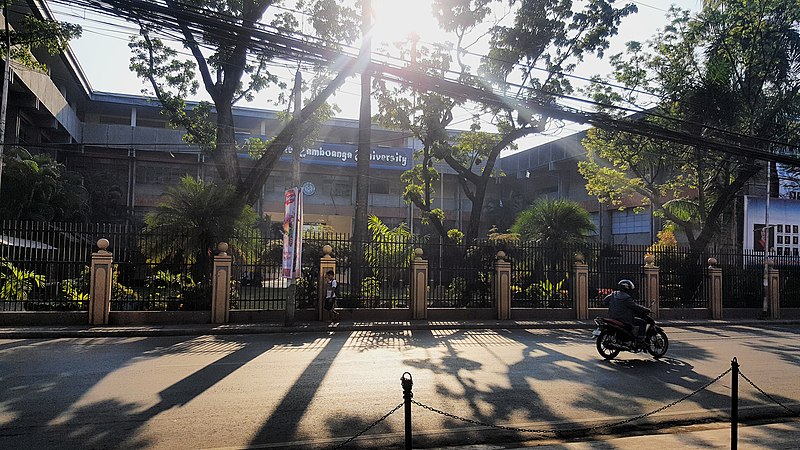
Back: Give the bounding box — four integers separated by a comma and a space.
324, 270, 340, 322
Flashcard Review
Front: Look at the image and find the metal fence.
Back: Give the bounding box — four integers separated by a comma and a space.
0, 221, 120, 311
3, 221, 799, 314
423, 239, 495, 308
654, 246, 709, 309
102, 227, 210, 311
508, 242, 574, 308
587, 244, 647, 308
717, 247, 765, 308
773, 254, 800, 308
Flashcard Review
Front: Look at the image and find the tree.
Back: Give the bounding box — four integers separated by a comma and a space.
142, 176, 257, 283
0, 6, 81, 72
511, 198, 596, 249
0, 3, 81, 197
579, 1, 800, 260
0, 147, 89, 222
374, 0, 636, 243
128, 0, 360, 206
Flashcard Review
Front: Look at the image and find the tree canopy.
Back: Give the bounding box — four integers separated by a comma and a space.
579, 1, 800, 255
374, 0, 637, 243
128, 0, 360, 205
0, 147, 89, 222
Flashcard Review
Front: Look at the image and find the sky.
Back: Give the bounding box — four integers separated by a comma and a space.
51, 0, 703, 151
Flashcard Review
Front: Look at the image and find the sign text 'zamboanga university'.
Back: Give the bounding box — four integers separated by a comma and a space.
280, 143, 412, 170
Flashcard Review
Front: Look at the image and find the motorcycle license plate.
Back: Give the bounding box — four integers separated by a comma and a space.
591, 328, 601, 338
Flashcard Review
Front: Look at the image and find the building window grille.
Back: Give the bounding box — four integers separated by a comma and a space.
611, 209, 649, 234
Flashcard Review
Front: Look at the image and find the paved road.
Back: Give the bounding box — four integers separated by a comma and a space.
1, 323, 799, 449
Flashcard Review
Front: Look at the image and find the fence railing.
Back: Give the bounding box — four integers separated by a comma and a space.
2, 221, 799, 319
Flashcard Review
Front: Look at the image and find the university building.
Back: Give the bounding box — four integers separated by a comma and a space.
3, 0, 799, 250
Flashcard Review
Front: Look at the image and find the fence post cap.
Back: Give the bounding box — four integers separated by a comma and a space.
644, 253, 655, 266
217, 242, 229, 255
574, 252, 585, 263
765, 258, 774, 267
96, 238, 110, 252
496, 250, 506, 261
707, 257, 717, 267
322, 244, 333, 256
413, 248, 424, 260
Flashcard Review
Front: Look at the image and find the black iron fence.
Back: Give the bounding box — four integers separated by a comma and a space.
103, 227, 209, 312
717, 247, 765, 308
2, 221, 799, 314
424, 239, 494, 308
508, 242, 574, 309
586, 245, 647, 308
0, 221, 120, 311
654, 246, 709, 309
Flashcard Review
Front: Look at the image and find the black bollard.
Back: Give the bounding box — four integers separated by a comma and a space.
731, 357, 739, 450
401, 372, 413, 450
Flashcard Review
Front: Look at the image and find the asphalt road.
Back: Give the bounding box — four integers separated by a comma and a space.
1, 324, 799, 449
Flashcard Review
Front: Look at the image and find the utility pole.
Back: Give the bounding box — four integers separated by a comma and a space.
352, 0, 372, 295
285, 68, 302, 326
0, 0, 12, 198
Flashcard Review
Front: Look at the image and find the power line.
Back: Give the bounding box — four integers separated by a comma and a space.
33, 0, 800, 166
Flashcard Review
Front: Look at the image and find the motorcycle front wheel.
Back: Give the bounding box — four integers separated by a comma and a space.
596, 330, 620, 360
647, 329, 669, 359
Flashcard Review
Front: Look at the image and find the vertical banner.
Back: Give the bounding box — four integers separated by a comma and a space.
282, 188, 303, 278
295, 189, 303, 277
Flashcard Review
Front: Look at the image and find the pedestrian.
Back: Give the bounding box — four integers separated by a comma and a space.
324, 270, 340, 322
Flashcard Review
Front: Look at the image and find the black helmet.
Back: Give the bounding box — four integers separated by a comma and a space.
618, 279, 635, 292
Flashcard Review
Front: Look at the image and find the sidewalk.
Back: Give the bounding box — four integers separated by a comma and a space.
1, 318, 798, 338
434, 419, 800, 449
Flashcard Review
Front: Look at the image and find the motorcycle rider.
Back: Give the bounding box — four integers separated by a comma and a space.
604, 279, 651, 344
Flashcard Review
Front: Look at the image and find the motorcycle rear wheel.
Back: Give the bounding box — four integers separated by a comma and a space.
596, 330, 620, 360
647, 329, 669, 359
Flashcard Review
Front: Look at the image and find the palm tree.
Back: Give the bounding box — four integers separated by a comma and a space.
511, 198, 596, 248
142, 176, 256, 282
510, 198, 596, 304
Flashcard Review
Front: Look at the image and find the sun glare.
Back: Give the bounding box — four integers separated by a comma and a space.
370, 0, 443, 47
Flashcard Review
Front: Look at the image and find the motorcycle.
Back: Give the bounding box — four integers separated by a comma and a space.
592, 311, 669, 360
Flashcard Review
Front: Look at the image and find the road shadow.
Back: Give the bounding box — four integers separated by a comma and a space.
0, 334, 303, 449
389, 327, 729, 448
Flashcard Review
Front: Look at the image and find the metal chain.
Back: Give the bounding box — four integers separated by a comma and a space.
330, 402, 405, 450
412, 367, 733, 435
738, 370, 800, 417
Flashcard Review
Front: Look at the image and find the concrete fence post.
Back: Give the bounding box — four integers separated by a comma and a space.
319, 245, 336, 322
211, 242, 232, 324
411, 248, 428, 320
708, 258, 723, 319
574, 252, 589, 320
768, 262, 780, 320
89, 238, 113, 325
643, 254, 660, 319
495, 251, 511, 320
411, 248, 428, 319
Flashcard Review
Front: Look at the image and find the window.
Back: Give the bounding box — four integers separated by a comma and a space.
774, 220, 800, 256
136, 162, 192, 185
589, 212, 600, 235
611, 209, 649, 235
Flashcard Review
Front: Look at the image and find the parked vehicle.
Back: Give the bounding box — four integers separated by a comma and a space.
592, 312, 669, 360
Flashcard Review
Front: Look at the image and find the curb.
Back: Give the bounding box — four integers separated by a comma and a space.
1, 319, 798, 339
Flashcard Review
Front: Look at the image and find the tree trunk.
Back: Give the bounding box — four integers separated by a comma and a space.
214, 102, 242, 185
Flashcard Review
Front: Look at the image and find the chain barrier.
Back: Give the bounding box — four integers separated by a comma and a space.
330, 402, 404, 450
412, 367, 733, 435
738, 369, 800, 417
